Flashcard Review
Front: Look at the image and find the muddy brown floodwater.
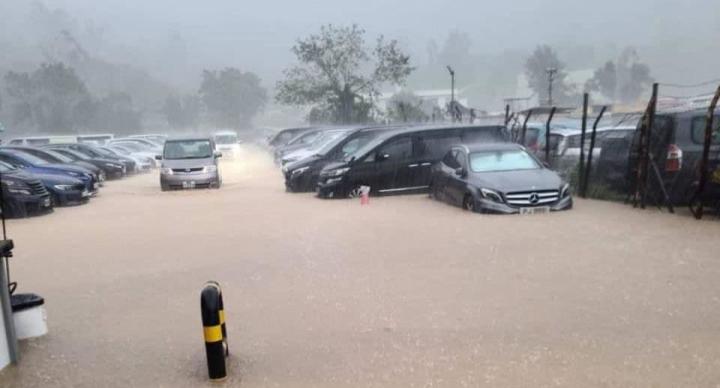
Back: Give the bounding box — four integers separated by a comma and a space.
1, 145, 720, 387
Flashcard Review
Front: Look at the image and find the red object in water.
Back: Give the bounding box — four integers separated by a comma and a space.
360, 186, 370, 205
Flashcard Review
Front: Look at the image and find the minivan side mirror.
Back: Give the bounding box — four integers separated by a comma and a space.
455, 167, 467, 178
155, 155, 162, 160
214, 151, 223, 158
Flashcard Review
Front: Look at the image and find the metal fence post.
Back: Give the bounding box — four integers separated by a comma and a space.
690, 85, 720, 219
520, 109, 533, 145
544, 107, 557, 163
582, 106, 607, 197
579, 94, 589, 196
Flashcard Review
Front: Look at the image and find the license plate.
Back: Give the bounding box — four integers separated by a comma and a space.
81, 190, 90, 198
520, 206, 550, 215
182, 181, 196, 189
712, 168, 720, 184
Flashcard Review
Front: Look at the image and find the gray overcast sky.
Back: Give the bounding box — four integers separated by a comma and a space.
43, 0, 719, 78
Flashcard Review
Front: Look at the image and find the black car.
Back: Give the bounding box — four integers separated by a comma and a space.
316, 124, 510, 198
284, 126, 395, 192
0, 161, 52, 218
3, 146, 106, 185
429, 143, 572, 214
44, 147, 126, 179
48, 143, 136, 175
627, 108, 720, 205
268, 127, 319, 149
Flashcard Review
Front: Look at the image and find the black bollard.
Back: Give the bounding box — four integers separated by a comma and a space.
201, 282, 227, 381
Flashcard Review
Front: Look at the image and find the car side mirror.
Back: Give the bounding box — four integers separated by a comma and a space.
155, 155, 162, 160
455, 167, 467, 178
214, 151, 223, 158
376, 153, 390, 162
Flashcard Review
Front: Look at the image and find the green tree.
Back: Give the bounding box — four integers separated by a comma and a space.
276, 24, 414, 124
524, 45, 570, 105
585, 61, 617, 101
163, 94, 201, 129
4, 63, 90, 131
199, 68, 267, 129
386, 90, 428, 123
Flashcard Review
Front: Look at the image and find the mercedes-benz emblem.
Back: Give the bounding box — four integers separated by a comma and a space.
185, 168, 191, 172
529, 192, 539, 204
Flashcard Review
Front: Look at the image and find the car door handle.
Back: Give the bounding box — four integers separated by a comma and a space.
408, 163, 419, 168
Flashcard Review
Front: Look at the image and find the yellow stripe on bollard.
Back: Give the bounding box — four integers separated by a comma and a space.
203, 325, 223, 343
219, 310, 225, 325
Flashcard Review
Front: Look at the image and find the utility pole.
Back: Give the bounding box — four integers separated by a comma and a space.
546, 67, 558, 107
447, 66, 455, 120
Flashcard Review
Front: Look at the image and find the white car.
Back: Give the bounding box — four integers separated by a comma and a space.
213, 130, 242, 159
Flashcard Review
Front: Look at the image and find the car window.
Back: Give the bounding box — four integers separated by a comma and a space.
691, 115, 720, 145
163, 140, 213, 160
469, 150, 540, 173
365, 136, 411, 162
415, 133, 460, 159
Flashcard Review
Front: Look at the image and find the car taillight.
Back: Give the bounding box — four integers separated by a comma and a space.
665, 144, 683, 172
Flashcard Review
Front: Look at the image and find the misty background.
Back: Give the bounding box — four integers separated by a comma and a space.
1, 0, 719, 133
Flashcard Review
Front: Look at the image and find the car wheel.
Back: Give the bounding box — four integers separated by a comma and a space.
347, 186, 363, 198
428, 182, 439, 199
463, 195, 475, 212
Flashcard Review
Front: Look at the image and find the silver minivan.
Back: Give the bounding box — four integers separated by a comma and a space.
157, 137, 222, 191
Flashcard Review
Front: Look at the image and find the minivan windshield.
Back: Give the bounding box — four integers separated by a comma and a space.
469, 150, 540, 173
215, 134, 238, 145
164, 139, 214, 160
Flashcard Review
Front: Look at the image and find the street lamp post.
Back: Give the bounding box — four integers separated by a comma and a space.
546, 67, 558, 107
447, 66, 455, 121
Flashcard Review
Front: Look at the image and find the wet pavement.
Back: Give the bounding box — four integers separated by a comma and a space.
1, 146, 720, 387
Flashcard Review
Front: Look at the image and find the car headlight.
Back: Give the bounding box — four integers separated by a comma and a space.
480, 188, 503, 203
53, 184, 75, 191
3, 181, 32, 195
560, 183, 571, 198
203, 165, 218, 173
8, 188, 32, 195
160, 167, 173, 175
291, 166, 309, 176
104, 162, 123, 169
327, 167, 350, 177
67, 171, 81, 177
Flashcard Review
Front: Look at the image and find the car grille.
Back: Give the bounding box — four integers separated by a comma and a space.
28, 180, 48, 195
172, 168, 203, 173
505, 190, 559, 206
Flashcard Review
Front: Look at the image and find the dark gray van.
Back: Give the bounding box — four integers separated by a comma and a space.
316, 124, 509, 198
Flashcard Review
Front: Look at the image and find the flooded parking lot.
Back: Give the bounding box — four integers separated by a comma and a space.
1, 146, 720, 387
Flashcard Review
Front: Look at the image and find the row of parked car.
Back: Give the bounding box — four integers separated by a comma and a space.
269, 124, 573, 214
0, 135, 167, 218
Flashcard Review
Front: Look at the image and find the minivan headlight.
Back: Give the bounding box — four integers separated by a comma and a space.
160, 167, 173, 175
203, 165, 218, 173
480, 188, 503, 203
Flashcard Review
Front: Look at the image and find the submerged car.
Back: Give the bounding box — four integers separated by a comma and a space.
316, 124, 509, 198
44, 147, 127, 179
158, 137, 222, 191
429, 143, 572, 214
3, 146, 106, 185
0, 149, 99, 195
280, 128, 353, 166
0, 161, 52, 217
